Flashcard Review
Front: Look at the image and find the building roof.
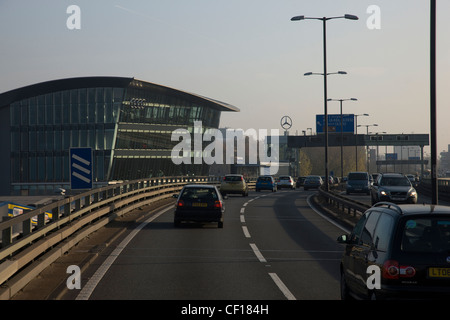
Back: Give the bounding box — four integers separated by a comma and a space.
0, 76, 240, 112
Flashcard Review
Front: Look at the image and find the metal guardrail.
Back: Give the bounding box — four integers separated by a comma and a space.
417, 178, 450, 202
318, 186, 370, 219
0, 176, 223, 299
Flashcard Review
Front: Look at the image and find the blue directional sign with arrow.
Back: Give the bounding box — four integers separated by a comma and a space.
70, 148, 93, 190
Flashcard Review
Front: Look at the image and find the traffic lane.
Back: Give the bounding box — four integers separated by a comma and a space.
81, 194, 289, 300
243, 190, 346, 300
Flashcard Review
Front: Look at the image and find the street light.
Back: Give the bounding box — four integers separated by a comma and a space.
292, 13, 358, 191
354, 114, 369, 170
328, 98, 358, 179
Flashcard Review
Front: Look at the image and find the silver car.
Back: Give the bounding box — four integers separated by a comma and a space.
277, 175, 294, 190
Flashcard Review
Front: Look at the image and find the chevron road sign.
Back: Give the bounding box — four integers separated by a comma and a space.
70, 148, 93, 190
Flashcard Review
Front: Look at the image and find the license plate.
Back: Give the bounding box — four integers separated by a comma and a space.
428, 267, 450, 278
192, 202, 207, 207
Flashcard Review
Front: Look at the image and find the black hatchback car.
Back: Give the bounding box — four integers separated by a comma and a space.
174, 185, 225, 228
338, 202, 450, 300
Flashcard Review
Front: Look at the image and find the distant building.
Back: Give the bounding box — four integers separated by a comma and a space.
0, 77, 239, 195
440, 144, 450, 175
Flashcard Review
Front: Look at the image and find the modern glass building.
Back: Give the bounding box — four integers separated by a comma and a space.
0, 77, 239, 195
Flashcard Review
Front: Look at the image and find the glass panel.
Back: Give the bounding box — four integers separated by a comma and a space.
46, 156, 53, 181
21, 100, 28, 125
29, 97, 37, 125
29, 155, 36, 182
96, 128, 104, 149
29, 130, 36, 152
54, 156, 62, 181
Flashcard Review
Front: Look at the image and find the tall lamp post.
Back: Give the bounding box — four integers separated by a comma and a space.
328, 97, 358, 179
354, 113, 369, 170
291, 14, 359, 191
430, 0, 438, 204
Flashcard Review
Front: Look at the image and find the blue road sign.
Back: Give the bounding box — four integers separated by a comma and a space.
316, 114, 355, 134
70, 148, 93, 190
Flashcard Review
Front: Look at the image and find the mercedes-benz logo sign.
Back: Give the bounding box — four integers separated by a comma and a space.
280, 116, 292, 130
446, 256, 450, 264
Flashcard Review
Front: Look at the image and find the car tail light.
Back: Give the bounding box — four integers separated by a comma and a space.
214, 200, 222, 209
382, 260, 416, 279
177, 200, 185, 207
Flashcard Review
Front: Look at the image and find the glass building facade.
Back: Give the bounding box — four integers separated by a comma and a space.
0, 77, 238, 195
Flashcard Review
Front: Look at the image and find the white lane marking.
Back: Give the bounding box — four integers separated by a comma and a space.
242, 226, 251, 238
268, 273, 296, 300
75, 206, 173, 300
306, 194, 351, 233
249, 243, 266, 263
240, 207, 245, 214
243, 202, 248, 207
240, 215, 245, 223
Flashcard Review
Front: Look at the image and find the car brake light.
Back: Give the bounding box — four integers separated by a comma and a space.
214, 200, 222, 209
177, 200, 185, 207
382, 260, 416, 279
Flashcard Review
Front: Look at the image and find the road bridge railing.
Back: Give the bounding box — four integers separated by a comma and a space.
0, 176, 221, 299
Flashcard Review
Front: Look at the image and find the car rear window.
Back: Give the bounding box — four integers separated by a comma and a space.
224, 176, 243, 181
400, 217, 450, 253
180, 188, 218, 200
348, 173, 368, 180
257, 177, 272, 182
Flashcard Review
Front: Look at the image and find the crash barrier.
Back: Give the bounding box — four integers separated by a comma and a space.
318, 186, 370, 218
417, 178, 450, 202
0, 176, 226, 299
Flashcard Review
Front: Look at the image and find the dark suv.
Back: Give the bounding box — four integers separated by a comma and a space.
338, 202, 450, 300
371, 173, 418, 205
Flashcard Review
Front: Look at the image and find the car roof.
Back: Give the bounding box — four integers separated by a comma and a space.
372, 202, 450, 216
183, 184, 217, 189
380, 173, 405, 177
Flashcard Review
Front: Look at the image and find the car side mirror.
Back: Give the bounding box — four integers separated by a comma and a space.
337, 234, 349, 244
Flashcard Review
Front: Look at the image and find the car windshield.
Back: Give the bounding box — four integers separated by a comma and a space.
306, 177, 320, 181
348, 173, 368, 180
180, 188, 218, 200
380, 177, 411, 186
224, 176, 242, 182
279, 177, 290, 180
400, 217, 450, 253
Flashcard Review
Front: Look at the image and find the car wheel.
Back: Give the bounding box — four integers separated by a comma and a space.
174, 219, 181, 227
218, 220, 223, 228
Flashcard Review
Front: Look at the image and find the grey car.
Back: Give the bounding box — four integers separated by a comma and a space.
371, 173, 418, 205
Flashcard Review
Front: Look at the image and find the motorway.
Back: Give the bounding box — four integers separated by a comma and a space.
60, 188, 350, 300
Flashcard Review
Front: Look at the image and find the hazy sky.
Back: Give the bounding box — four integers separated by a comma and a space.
1, 1, 449, 155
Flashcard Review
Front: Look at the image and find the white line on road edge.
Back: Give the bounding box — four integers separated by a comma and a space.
249, 243, 266, 263
268, 273, 296, 300
240, 207, 245, 214
75, 206, 173, 300
242, 226, 251, 238
240, 215, 246, 223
